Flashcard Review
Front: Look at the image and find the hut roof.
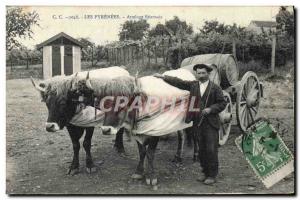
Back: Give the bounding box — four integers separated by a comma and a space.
36, 32, 85, 49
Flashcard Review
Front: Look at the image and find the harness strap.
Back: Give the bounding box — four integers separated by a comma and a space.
131, 77, 142, 130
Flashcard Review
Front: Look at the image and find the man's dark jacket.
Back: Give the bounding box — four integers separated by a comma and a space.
163, 75, 226, 130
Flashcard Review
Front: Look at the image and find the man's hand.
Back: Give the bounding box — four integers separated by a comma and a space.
201, 108, 212, 116
153, 73, 164, 79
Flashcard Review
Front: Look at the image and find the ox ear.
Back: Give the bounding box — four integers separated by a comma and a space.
30, 76, 46, 93
85, 71, 93, 89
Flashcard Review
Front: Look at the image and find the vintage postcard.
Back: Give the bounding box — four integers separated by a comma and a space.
6, 6, 295, 195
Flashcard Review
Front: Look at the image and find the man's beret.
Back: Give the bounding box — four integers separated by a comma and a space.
193, 64, 214, 72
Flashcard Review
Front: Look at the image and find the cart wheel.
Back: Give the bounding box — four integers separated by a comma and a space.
236, 71, 261, 132
218, 91, 232, 145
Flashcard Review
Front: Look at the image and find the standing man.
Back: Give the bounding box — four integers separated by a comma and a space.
154, 64, 226, 185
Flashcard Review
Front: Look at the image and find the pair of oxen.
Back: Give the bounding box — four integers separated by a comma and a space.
31, 66, 197, 187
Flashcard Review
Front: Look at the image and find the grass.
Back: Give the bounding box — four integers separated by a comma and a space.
6, 64, 43, 80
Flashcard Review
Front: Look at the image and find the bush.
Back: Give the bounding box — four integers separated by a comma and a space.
238, 60, 270, 78
166, 30, 294, 70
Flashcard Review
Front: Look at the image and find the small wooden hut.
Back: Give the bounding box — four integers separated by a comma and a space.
37, 32, 84, 79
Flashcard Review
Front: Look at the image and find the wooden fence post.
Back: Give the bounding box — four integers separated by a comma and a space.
232, 38, 237, 60
118, 48, 122, 65
26, 52, 29, 70
106, 49, 109, 63
109, 48, 111, 63
127, 46, 130, 64
131, 46, 134, 64
154, 43, 157, 64
26, 58, 29, 69
123, 46, 126, 65
148, 44, 150, 66
111, 48, 114, 65
119, 47, 123, 65
177, 39, 182, 68
116, 48, 119, 65
162, 38, 165, 64
113, 48, 116, 65
10, 56, 13, 72
91, 46, 94, 67
136, 46, 139, 67
115, 48, 118, 65
142, 45, 144, 65
165, 37, 171, 65
110, 48, 112, 64
271, 35, 276, 74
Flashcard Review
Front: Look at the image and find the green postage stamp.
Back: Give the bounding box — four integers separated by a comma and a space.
235, 118, 294, 188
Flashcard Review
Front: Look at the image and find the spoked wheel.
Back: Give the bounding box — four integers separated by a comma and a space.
236, 71, 261, 132
218, 91, 232, 146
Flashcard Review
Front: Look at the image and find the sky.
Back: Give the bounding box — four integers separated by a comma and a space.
11, 6, 290, 49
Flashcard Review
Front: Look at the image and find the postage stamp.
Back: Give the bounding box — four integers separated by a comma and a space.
235, 118, 294, 188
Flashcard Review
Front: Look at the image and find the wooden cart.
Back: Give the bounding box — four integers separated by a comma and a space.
181, 54, 263, 145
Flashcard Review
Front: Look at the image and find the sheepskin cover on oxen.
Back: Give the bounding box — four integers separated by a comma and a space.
38, 66, 130, 127
130, 69, 195, 136
96, 68, 196, 136
40, 66, 129, 97
81, 66, 130, 97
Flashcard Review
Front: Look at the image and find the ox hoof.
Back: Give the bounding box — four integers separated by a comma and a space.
67, 168, 80, 176
146, 178, 158, 186
152, 185, 158, 191
86, 166, 97, 174
146, 178, 151, 185
131, 173, 143, 180
151, 178, 158, 186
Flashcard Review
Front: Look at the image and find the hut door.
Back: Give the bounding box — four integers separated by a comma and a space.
64, 45, 73, 75
52, 45, 61, 76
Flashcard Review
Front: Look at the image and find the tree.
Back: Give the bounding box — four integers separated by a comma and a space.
19, 46, 31, 69
276, 6, 294, 38
148, 17, 193, 38
165, 16, 193, 36
119, 20, 150, 41
200, 20, 245, 35
6, 7, 39, 50
148, 23, 169, 37
78, 37, 96, 66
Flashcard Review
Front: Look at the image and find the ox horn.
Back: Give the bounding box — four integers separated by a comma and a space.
135, 71, 139, 84
30, 76, 46, 92
85, 71, 93, 89
134, 71, 141, 93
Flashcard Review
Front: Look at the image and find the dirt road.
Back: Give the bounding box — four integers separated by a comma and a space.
6, 78, 294, 194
